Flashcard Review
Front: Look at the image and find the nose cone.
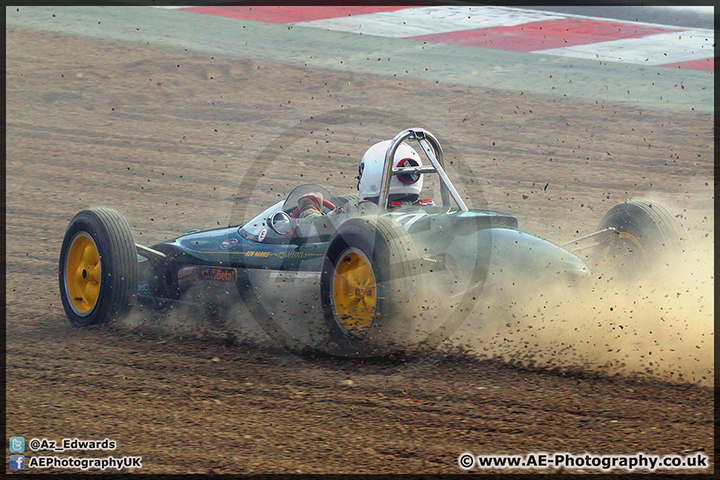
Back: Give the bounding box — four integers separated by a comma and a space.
480, 228, 593, 289
561, 257, 593, 289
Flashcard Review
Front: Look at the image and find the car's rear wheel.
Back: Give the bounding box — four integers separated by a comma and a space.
59, 208, 138, 327
592, 200, 688, 279
335, 193, 359, 209
320, 216, 422, 357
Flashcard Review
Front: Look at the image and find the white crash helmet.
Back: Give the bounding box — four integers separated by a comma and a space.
357, 140, 424, 201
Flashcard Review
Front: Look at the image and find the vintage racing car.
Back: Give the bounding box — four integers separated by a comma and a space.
59, 128, 687, 357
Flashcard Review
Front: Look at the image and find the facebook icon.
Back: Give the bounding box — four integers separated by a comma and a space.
10, 455, 25, 470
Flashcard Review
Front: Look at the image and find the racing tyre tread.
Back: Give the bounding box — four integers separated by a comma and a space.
335, 194, 359, 203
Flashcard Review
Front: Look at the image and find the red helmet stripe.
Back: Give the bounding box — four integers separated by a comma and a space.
396, 158, 420, 185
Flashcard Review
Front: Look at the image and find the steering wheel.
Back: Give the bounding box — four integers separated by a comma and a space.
291, 199, 336, 219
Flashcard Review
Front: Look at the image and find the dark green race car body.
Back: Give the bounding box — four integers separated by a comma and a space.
60, 129, 684, 358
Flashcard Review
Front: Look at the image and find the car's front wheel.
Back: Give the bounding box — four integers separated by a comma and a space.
59, 208, 138, 327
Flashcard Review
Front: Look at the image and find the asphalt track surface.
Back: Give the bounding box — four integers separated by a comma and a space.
6, 6, 714, 112
5, 6, 715, 475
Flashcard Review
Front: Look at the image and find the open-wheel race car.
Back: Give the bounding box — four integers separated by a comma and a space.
59, 128, 688, 357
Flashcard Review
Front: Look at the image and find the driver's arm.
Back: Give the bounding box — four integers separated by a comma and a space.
297, 192, 323, 218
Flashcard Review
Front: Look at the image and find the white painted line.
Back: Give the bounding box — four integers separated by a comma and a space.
293, 6, 566, 38
534, 29, 714, 65
496, 6, 689, 30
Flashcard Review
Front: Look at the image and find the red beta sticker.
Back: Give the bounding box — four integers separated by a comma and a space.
258, 228, 268, 242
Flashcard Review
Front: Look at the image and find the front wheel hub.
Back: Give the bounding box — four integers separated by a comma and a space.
65, 232, 102, 316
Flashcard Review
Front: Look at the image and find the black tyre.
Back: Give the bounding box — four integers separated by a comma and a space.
333, 193, 361, 213
335, 194, 359, 204
59, 208, 138, 327
320, 216, 422, 357
592, 200, 688, 279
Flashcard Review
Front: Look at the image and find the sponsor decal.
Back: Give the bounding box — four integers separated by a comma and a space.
245, 251, 271, 258
202, 267, 237, 282
277, 251, 308, 260
220, 238, 238, 249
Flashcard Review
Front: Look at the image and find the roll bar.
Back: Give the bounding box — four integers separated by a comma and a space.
378, 128, 469, 212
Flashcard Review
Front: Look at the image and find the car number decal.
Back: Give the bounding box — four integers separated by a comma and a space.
258, 228, 268, 242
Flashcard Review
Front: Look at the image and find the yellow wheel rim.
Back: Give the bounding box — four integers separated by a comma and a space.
65, 232, 102, 316
601, 231, 649, 270
332, 248, 376, 334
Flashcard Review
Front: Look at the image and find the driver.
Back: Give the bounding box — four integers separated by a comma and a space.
297, 139, 432, 217
357, 140, 433, 207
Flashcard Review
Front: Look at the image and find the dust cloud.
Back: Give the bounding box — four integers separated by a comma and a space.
449, 231, 713, 387
115, 288, 277, 350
